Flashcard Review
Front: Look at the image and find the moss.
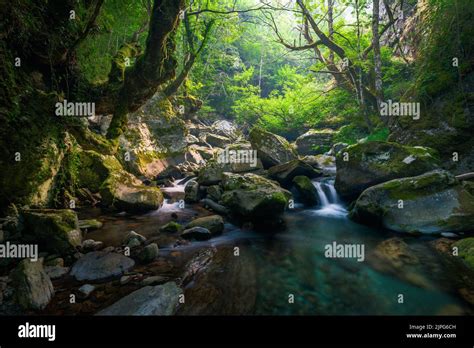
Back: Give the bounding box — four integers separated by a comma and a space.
159, 221, 183, 233
454, 238, 474, 271
292, 176, 318, 206
20, 209, 80, 255
108, 43, 141, 83
99, 169, 164, 213
382, 170, 456, 201
338, 141, 440, 175
76, 150, 126, 196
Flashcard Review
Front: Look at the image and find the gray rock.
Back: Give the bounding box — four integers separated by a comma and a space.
335, 141, 440, 200
205, 133, 231, 148
120, 275, 132, 285
141, 275, 168, 286
200, 198, 229, 215
97, 282, 181, 316
11, 259, 54, 310
211, 120, 241, 140
249, 127, 297, 168
82, 239, 104, 252
45, 266, 70, 280
70, 251, 135, 282
123, 231, 146, 246
186, 215, 224, 236
126, 238, 142, 249
350, 170, 474, 234
181, 227, 212, 241
295, 128, 335, 156
78, 284, 96, 299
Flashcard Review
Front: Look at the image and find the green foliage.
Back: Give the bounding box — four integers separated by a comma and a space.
410, 0, 474, 102
76, 0, 150, 83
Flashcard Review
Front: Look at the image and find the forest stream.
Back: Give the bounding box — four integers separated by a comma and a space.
1, 0, 474, 319
37, 178, 468, 316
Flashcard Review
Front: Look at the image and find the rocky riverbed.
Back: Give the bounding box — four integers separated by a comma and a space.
1, 121, 474, 316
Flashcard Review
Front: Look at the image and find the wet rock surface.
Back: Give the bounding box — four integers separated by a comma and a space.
71, 251, 135, 282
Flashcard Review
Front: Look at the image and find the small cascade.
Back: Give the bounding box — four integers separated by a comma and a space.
310, 179, 347, 217
314, 182, 330, 206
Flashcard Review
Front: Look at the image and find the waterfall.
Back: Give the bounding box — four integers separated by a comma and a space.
314, 182, 330, 206
310, 179, 347, 217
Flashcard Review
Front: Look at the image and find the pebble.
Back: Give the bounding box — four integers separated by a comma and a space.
78, 284, 96, 299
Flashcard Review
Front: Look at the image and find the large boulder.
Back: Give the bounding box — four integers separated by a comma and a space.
268, 159, 321, 187
249, 128, 297, 168
335, 141, 440, 200
78, 150, 164, 213
100, 169, 163, 213
210, 120, 241, 140
97, 282, 181, 315
70, 251, 135, 282
11, 259, 54, 310
20, 209, 82, 255
295, 129, 335, 155
350, 170, 474, 234
186, 215, 224, 236
197, 143, 264, 186
219, 173, 291, 223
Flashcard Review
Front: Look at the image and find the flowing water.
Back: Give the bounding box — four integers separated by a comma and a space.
83, 178, 472, 315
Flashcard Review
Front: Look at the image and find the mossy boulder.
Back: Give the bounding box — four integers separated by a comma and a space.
77, 150, 122, 192
77, 150, 163, 213
335, 141, 440, 200
350, 170, 474, 234
294, 128, 335, 156
249, 127, 297, 168
100, 169, 163, 213
292, 176, 318, 206
268, 159, 321, 188
454, 238, 474, 271
11, 259, 54, 310
20, 209, 82, 255
219, 173, 291, 223
186, 215, 224, 236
